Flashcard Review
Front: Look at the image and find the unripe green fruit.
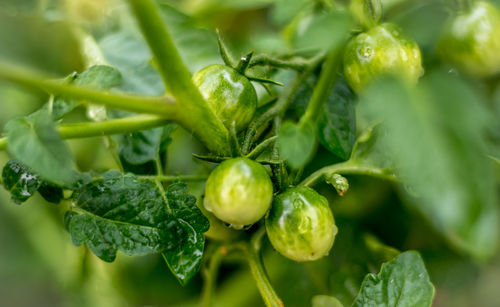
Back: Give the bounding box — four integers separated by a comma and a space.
193, 64, 257, 131
204, 157, 273, 229
343, 23, 423, 92
265, 186, 337, 262
438, 1, 500, 78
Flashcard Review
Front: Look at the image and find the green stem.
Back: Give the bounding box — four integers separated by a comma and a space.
244, 228, 283, 307
0, 115, 169, 151
299, 161, 397, 187
126, 0, 230, 156
299, 49, 342, 126
0, 62, 177, 116
249, 54, 318, 72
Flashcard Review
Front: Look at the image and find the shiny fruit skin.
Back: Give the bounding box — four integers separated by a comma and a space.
438, 2, 500, 78
343, 23, 423, 92
265, 186, 337, 262
204, 157, 273, 228
193, 64, 257, 131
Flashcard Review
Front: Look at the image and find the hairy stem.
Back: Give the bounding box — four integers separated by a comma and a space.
0, 62, 177, 116
299, 161, 397, 187
0, 115, 169, 151
127, 0, 231, 155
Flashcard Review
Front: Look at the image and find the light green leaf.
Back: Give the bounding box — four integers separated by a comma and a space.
312, 295, 344, 307
353, 251, 435, 307
278, 121, 317, 169
5, 110, 78, 186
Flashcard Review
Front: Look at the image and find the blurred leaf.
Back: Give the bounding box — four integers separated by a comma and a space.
159, 3, 222, 73
318, 77, 356, 160
37, 182, 64, 204
68, 171, 208, 284
1, 159, 41, 204
5, 110, 78, 186
278, 121, 317, 169
312, 295, 344, 307
287, 10, 352, 53
118, 124, 177, 175
271, 0, 311, 26
359, 73, 499, 259
353, 251, 435, 307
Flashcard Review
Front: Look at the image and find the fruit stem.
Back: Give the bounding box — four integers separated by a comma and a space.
201, 244, 226, 307
246, 136, 277, 160
235, 51, 254, 75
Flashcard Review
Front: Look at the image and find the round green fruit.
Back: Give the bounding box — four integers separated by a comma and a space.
193, 64, 257, 131
203, 157, 273, 229
265, 186, 337, 262
343, 23, 423, 92
438, 2, 500, 78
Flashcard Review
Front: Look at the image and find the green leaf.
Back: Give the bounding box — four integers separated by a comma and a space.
162, 182, 210, 285
288, 10, 352, 52
352, 251, 435, 307
349, 125, 395, 174
5, 110, 78, 186
312, 295, 344, 307
318, 77, 356, 160
118, 124, 176, 174
38, 182, 64, 204
278, 121, 317, 169
1, 159, 41, 204
358, 73, 499, 260
68, 171, 208, 284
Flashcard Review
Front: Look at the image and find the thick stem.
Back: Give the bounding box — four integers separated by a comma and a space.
0, 115, 170, 151
201, 245, 226, 307
245, 229, 283, 307
127, 0, 231, 155
0, 62, 177, 116
299, 161, 397, 187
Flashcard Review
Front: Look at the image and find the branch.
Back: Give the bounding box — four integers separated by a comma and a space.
0, 62, 177, 116
0, 115, 170, 151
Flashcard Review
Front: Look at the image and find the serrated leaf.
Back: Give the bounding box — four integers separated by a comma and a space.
352, 251, 435, 307
278, 121, 317, 169
359, 73, 499, 260
318, 77, 356, 160
162, 182, 210, 285
68, 171, 208, 284
1, 159, 41, 204
5, 110, 78, 186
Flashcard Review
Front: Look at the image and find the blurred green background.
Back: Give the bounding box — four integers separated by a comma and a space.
1, 0, 500, 306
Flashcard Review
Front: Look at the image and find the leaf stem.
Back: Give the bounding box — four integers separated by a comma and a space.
0, 115, 169, 151
299, 49, 342, 126
201, 245, 226, 307
299, 161, 397, 187
244, 228, 283, 307
0, 62, 177, 116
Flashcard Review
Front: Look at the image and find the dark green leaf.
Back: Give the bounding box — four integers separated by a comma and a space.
119, 124, 176, 168
318, 77, 356, 160
38, 182, 64, 204
358, 73, 499, 260
1, 159, 41, 204
68, 171, 208, 284
352, 251, 435, 307
5, 110, 78, 186
162, 182, 210, 285
278, 121, 317, 169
